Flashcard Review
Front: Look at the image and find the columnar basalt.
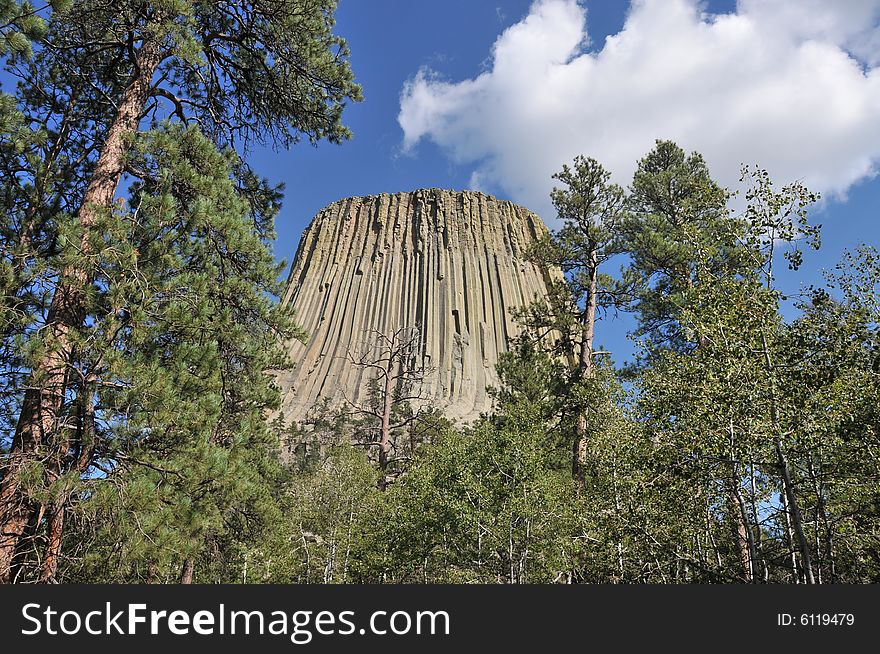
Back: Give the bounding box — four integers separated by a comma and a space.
278, 189, 558, 424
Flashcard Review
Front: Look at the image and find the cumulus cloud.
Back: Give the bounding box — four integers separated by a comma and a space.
398, 0, 880, 220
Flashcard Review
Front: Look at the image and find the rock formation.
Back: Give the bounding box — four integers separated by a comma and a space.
278, 189, 558, 424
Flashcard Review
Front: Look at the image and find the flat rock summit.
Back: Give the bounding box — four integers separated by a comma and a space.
278, 189, 559, 424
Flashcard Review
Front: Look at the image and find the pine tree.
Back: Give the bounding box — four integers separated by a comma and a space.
622, 139, 743, 355
0, 1, 46, 57
40, 124, 302, 582
0, 0, 360, 582
522, 156, 627, 488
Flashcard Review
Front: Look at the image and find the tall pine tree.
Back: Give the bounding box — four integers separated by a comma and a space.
1, 0, 360, 582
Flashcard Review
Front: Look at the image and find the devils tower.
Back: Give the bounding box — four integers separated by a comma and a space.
277, 188, 558, 424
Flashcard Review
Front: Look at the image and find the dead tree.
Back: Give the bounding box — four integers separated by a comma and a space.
344, 327, 429, 489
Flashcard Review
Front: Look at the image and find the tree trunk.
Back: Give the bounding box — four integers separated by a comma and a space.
807, 455, 836, 583
179, 558, 194, 584
775, 435, 815, 584
572, 414, 589, 490
0, 34, 165, 584
39, 386, 96, 584
39, 503, 65, 583
379, 366, 394, 471
725, 420, 755, 583
759, 332, 815, 584
378, 354, 396, 490
726, 480, 754, 583
573, 251, 598, 490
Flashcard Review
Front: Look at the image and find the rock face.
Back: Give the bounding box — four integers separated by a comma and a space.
278, 189, 558, 424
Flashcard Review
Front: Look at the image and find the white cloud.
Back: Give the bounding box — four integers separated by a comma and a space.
398, 0, 880, 221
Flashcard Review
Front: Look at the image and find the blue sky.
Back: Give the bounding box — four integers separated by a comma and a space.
253, 0, 551, 251
255, 0, 650, 253
2, 1, 876, 361
256, 0, 879, 360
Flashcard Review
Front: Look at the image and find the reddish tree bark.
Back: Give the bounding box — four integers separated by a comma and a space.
726, 483, 754, 583
0, 33, 166, 584
179, 558, 194, 585
39, 503, 65, 583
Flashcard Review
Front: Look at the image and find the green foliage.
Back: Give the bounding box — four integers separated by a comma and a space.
779, 248, 880, 581
283, 445, 380, 583
494, 142, 878, 584
621, 140, 744, 354
4, 16, 875, 587
359, 410, 577, 583
630, 166, 879, 583
0, 1, 47, 59
491, 339, 568, 428
49, 134, 877, 584
549, 155, 626, 273
636, 273, 783, 579
1, 0, 359, 582
53, 124, 302, 582
38, 0, 362, 146
521, 155, 628, 354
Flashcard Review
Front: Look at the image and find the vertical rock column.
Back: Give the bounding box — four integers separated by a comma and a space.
278, 189, 559, 424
